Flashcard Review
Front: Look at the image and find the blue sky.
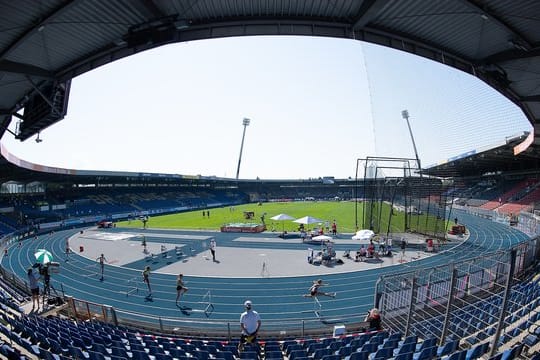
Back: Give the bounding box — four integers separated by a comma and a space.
2, 36, 532, 179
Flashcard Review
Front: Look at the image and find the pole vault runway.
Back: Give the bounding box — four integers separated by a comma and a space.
1, 209, 530, 331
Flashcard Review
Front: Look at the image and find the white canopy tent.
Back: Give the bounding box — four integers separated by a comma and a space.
352, 229, 375, 241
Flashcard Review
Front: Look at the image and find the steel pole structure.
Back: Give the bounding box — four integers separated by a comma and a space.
235, 118, 250, 179
401, 110, 421, 172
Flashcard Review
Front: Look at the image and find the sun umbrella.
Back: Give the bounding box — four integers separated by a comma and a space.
270, 213, 295, 221
293, 216, 324, 225
34, 249, 53, 264
270, 213, 295, 233
312, 235, 333, 243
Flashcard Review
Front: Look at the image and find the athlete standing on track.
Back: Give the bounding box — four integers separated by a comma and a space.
142, 266, 152, 295
175, 273, 189, 305
96, 253, 108, 281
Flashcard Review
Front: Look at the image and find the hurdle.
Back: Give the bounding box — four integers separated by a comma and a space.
313, 296, 341, 325
175, 246, 184, 258
83, 263, 99, 278
125, 277, 142, 297
184, 290, 214, 317
313, 296, 322, 319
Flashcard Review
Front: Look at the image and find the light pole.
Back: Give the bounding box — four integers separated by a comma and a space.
235, 118, 250, 179
401, 110, 421, 172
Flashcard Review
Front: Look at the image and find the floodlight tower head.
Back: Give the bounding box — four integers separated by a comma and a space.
401, 110, 409, 120
243, 118, 251, 126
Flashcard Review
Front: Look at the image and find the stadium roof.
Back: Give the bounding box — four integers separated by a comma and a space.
1, 1, 540, 181
422, 131, 540, 178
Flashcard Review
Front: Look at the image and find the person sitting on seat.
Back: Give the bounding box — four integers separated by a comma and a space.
307, 248, 314, 264
356, 245, 367, 262
385, 244, 393, 257
365, 308, 382, 330
367, 242, 375, 258
426, 238, 434, 252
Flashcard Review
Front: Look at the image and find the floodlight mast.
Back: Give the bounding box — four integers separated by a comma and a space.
235, 118, 250, 179
401, 110, 421, 173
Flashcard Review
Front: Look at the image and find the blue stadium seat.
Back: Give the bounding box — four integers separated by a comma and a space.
523, 334, 539, 347
289, 349, 308, 360
131, 349, 151, 360
348, 350, 369, 360
307, 343, 326, 355
265, 345, 282, 353
329, 340, 344, 351
69, 346, 88, 359
412, 346, 437, 360
192, 350, 211, 360
465, 343, 489, 360
360, 342, 379, 354
393, 352, 413, 360
87, 350, 106, 360
370, 347, 394, 360
286, 344, 304, 356
387, 333, 403, 342
321, 355, 341, 360
155, 353, 173, 360
91, 343, 108, 356
313, 348, 332, 360
215, 350, 235, 360
399, 336, 418, 347
222, 345, 239, 357
337, 346, 354, 358
111, 346, 130, 358
265, 350, 284, 359
501, 344, 522, 360
240, 350, 259, 360
378, 339, 398, 351
207, 341, 225, 351
168, 348, 187, 358
487, 353, 502, 360
394, 342, 416, 357
415, 338, 437, 352
39, 347, 60, 360
282, 340, 298, 352
437, 340, 459, 358
148, 345, 166, 356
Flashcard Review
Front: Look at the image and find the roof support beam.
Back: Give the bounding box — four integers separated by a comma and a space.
0, 60, 54, 79
351, 0, 390, 29
521, 95, 540, 102
130, 0, 165, 19
0, 0, 81, 61
459, 0, 532, 50
482, 46, 540, 65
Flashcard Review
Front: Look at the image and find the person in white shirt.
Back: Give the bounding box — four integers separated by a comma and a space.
239, 300, 261, 350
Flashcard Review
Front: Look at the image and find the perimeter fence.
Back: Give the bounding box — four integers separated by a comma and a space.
376, 236, 540, 357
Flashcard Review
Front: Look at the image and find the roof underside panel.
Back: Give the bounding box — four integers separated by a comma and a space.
1, 0, 540, 181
